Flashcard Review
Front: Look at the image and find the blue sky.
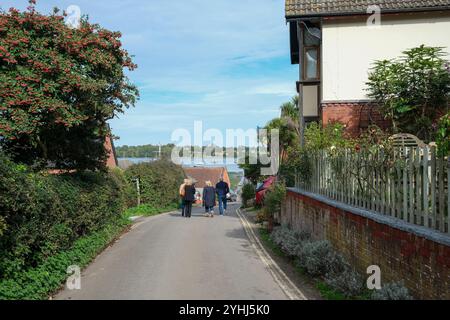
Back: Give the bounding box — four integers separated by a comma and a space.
1, 0, 298, 146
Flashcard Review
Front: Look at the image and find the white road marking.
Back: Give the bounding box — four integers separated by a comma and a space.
236, 208, 308, 300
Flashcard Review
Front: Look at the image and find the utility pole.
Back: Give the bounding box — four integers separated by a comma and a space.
132, 177, 141, 206
153, 143, 162, 160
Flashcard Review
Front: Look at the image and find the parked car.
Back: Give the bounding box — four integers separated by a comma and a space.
255, 176, 276, 206
227, 191, 238, 202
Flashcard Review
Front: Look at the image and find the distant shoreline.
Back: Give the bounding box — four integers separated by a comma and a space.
118, 157, 244, 173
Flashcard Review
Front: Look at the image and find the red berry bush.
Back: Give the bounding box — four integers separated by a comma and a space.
0, 1, 138, 170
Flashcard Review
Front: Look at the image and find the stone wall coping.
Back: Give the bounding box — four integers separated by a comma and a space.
287, 187, 450, 247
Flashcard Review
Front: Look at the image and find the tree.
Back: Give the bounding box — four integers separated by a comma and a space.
240, 96, 300, 183
366, 45, 450, 142
0, 2, 139, 170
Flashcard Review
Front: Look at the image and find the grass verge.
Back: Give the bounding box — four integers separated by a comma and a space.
123, 203, 178, 219
0, 216, 130, 300
0, 204, 177, 300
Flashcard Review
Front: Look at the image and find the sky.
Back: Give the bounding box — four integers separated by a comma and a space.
1, 0, 298, 147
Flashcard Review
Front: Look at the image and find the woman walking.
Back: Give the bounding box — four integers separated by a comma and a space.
202, 181, 216, 217
183, 179, 196, 218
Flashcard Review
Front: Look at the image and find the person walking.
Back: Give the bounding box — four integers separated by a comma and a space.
215, 177, 230, 216
202, 181, 216, 218
179, 179, 188, 217
183, 179, 196, 218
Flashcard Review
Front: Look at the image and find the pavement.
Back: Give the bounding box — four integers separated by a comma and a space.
55, 203, 303, 300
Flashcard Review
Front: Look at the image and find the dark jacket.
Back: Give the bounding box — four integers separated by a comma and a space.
202, 187, 216, 207
183, 185, 196, 202
215, 181, 230, 197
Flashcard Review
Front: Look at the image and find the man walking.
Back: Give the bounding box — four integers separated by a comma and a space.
215, 177, 230, 216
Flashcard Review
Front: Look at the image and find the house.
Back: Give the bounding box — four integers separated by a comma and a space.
105, 134, 119, 169
285, 0, 450, 135
183, 166, 231, 196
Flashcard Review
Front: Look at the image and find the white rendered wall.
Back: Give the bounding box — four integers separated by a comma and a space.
322, 13, 450, 101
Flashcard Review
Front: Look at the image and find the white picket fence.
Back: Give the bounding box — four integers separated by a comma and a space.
295, 145, 449, 234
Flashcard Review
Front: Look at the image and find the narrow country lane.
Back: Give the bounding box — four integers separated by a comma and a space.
55, 204, 299, 300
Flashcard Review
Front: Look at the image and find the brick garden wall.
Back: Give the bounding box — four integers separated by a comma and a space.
280, 189, 450, 300
321, 102, 391, 136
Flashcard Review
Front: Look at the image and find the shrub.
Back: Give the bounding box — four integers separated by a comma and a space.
268, 226, 367, 299
297, 240, 344, 277
325, 265, 364, 298
304, 122, 350, 152
270, 226, 290, 248
0, 152, 127, 279
110, 168, 137, 208
280, 231, 303, 257
371, 282, 413, 300
124, 160, 185, 208
270, 226, 311, 258
0, 2, 138, 170
436, 112, 450, 157
0, 217, 129, 300
241, 183, 256, 208
263, 182, 286, 219
366, 45, 450, 141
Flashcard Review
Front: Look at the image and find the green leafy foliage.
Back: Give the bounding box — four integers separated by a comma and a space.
0, 151, 181, 299
262, 182, 286, 219
282, 122, 351, 186
240, 96, 300, 183
241, 183, 256, 208
304, 122, 350, 152
0, 217, 129, 300
371, 282, 413, 300
366, 45, 450, 142
263, 226, 352, 300
239, 154, 265, 184
124, 160, 185, 208
280, 146, 311, 187
0, 152, 127, 279
436, 112, 450, 157
123, 203, 178, 219
267, 225, 368, 299
0, 2, 138, 170
270, 225, 310, 258
116, 144, 175, 159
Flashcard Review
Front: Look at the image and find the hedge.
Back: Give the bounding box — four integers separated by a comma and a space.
124, 160, 185, 208
0, 153, 127, 280
0, 153, 184, 299
0, 216, 130, 300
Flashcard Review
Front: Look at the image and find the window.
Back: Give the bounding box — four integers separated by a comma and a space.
305, 49, 318, 80
302, 23, 321, 81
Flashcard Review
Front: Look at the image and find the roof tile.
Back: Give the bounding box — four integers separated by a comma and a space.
183, 167, 230, 189
285, 0, 450, 18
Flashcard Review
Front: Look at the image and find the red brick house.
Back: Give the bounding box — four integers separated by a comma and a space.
104, 134, 118, 169
183, 166, 231, 194
285, 0, 450, 135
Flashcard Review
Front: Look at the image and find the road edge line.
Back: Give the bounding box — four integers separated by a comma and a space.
236, 208, 307, 300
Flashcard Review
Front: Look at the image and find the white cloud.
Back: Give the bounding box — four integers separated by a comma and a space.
3, 0, 298, 146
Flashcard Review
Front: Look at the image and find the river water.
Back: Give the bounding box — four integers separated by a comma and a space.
118, 158, 244, 173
